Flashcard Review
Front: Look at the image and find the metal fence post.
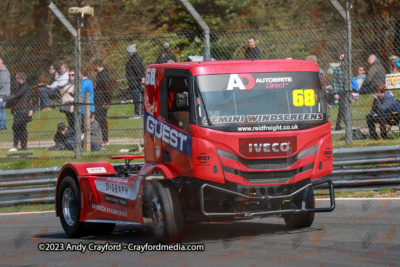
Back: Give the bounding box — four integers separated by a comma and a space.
344, 0, 353, 146
48, 2, 81, 157
329, 0, 353, 145
84, 92, 90, 152
180, 0, 211, 61
74, 18, 82, 157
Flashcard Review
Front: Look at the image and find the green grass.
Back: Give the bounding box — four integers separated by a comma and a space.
328, 90, 400, 148
316, 188, 400, 198
328, 89, 400, 128
0, 154, 142, 171
0, 101, 145, 161
0, 101, 141, 142
332, 135, 400, 149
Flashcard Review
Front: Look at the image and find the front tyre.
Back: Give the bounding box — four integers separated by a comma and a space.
143, 179, 184, 243
283, 186, 315, 228
57, 176, 86, 237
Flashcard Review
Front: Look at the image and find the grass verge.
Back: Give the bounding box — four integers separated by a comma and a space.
316, 188, 400, 198
0, 155, 142, 170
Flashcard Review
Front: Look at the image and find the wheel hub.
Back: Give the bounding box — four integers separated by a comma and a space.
62, 188, 77, 226
151, 196, 164, 229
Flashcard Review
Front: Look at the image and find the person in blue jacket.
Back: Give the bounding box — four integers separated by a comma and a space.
80, 67, 95, 118
366, 84, 400, 140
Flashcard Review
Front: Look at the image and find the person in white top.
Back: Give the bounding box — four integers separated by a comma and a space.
39, 64, 69, 110
59, 70, 75, 128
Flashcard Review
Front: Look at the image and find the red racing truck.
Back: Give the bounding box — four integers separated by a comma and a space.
55, 60, 335, 243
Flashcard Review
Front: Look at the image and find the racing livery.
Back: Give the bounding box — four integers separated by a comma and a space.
56, 60, 335, 243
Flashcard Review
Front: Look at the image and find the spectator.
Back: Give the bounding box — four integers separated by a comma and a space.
38, 64, 58, 88
93, 59, 112, 144
80, 68, 95, 122
389, 55, 399, 74
332, 54, 347, 131
391, 59, 400, 75
156, 43, 177, 64
47, 123, 74, 151
350, 66, 366, 102
305, 55, 326, 88
126, 44, 145, 119
359, 54, 386, 95
244, 36, 261, 60
60, 70, 75, 129
351, 77, 359, 102
0, 57, 10, 130
355, 66, 367, 89
0, 72, 33, 151
67, 113, 102, 151
366, 84, 400, 140
84, 113, 103, 151
39, 63, 69, 110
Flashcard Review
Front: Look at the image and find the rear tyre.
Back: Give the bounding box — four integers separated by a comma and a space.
283, 186, 315, 228
143, 179, 184, 243
57, 176, 86, 237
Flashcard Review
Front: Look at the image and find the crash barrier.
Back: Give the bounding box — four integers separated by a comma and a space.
0, 145, 400, 207
317, 145, 400, 189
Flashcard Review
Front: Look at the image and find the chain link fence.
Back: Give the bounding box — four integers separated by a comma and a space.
0, 17, 399, 160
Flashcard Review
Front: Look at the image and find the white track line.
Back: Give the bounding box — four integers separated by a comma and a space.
333, 198, 400, 200
0, 210, 55, 216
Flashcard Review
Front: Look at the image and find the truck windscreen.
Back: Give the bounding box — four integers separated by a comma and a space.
195, 72, 327, 132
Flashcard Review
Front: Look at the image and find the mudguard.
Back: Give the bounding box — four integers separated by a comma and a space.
138, 162, 181, 179
55, 162, 116, 216
55, 161, 172, 226
56, 161, 145, 226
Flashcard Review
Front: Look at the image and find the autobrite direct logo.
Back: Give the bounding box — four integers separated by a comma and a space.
227, 74, 293, 90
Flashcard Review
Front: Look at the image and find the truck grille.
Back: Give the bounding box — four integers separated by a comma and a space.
218, 147, 317, 185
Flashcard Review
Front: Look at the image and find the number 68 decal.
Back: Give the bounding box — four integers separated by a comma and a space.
292, 89, 315, 106
145, 68, 156, 85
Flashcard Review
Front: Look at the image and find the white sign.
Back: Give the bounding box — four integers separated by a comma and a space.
86, 167, 107, 174
386, 73, 400, 89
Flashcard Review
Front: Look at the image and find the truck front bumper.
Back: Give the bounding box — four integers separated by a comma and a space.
200, 179, 335, 217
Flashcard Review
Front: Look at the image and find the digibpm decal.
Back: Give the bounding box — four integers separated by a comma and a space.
94, 176, 142, 201
144, 112, 192, 158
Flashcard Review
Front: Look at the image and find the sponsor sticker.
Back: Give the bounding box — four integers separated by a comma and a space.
324, 148, 333, 159
226, 74, 293, 90
204, 113, 323, 125
196, 153, 211, 164
239, 137, 297, 157
87, 167, 107, 174
144, 112, 192, 158
91, 204, 128, 217
105, 194, 128, 206
94, 177, 142, 201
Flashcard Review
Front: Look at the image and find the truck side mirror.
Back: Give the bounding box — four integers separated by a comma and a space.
176, 92, 189, 108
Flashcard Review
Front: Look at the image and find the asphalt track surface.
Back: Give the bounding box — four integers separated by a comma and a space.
0, 198, 399, 266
